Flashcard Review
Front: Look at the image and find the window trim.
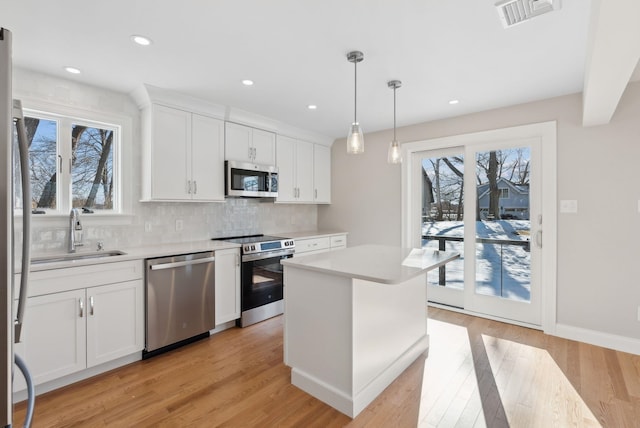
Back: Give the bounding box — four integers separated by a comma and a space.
16, 97, 133, 218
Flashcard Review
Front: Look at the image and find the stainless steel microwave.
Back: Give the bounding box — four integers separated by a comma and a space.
225, 160, 278, 198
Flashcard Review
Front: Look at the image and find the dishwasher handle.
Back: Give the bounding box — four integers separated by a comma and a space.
149, 256, 215, 271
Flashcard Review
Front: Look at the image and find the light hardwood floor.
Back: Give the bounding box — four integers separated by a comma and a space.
14, 308, 640, 427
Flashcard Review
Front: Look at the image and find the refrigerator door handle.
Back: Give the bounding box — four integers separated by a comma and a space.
13, 99, 31, 343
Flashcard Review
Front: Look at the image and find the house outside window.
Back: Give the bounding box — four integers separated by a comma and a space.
499, 188, 509, 199
15, 109, 121, 215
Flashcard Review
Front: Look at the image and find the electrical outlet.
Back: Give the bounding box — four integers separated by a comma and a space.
175, 219, 184, 231
144, 222, 152, 233
559, 200, 578, 214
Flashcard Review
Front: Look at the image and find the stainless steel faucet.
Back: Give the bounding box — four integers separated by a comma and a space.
69, 208, 84, 253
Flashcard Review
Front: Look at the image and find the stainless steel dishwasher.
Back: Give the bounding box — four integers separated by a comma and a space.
144, 251, 215, 357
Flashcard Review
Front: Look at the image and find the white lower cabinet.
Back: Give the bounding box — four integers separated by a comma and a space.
86, 281, 144, 367
15, 289, 87, 389
214, 248, 241, 325
13, 261, 144, 392
294, 233, 348, 257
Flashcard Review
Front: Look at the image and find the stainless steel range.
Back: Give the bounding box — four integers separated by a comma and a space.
215, 235, 295, 327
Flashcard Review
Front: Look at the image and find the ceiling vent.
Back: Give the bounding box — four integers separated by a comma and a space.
495, 0, 561, 28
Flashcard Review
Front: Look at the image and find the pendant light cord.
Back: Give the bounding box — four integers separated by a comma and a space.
393, 85, 397, 141
354, 60, 358, 124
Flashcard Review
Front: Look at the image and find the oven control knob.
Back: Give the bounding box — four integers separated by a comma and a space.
251, 245, 256, 251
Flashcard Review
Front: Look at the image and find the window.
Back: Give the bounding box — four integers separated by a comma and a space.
499, 188, 509, 199
16, 109, 121, 214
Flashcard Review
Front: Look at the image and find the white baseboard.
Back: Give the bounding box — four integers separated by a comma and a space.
554, 324, 640, 355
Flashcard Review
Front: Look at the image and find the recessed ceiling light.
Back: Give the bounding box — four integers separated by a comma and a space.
307, 105, 317, 110
131, 35, 153, 46
449, 99, 459, 105
64, 66, 81, 75
242, 80, 254, 86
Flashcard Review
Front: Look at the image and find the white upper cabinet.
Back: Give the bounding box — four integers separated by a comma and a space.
313, 144, 331, 204
276, 136, 331, 204
225, 122, 276, 165
276, 136, 313, 203
149, 105, 191, 200
144, 104, 224, 202
191, 113, 225, 201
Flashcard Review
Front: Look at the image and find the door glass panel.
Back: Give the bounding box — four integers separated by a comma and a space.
421, 154, 465, 290
474, 147, 531, 302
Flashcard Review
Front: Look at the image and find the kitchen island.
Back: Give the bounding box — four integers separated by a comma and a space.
281, 244, 459, 418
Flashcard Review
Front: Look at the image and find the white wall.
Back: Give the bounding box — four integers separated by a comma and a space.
319, 82, 640, 347
14, 68, 318, 254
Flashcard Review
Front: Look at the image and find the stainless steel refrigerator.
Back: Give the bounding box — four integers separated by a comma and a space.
1, 27, 34, 428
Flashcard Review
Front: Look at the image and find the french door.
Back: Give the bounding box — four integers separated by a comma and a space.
404, 124, 554, 328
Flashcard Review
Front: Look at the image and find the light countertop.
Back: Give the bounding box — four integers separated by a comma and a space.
281, 244, 459, 285
21, 230, 346, 273
23, 240, 240, 272
280, 230, 347, 239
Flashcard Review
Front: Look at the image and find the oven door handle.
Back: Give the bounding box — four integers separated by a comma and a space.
242, 249, 295, 262
149, 256, 215, 271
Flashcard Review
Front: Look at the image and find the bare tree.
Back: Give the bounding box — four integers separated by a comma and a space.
487, 151, 500, 219
84, 129, 113, 208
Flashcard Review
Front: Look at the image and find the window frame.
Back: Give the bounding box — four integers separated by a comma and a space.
16, 98, 133, 219
499, 188, 509, 199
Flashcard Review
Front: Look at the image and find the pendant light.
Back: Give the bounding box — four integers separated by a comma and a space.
387, 80, 402, 164
346, 51, 364, 154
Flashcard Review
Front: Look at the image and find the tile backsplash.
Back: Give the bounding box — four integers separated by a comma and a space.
27, 199, 317, 254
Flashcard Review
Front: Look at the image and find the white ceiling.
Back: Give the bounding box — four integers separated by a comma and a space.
0, 0, 614, 139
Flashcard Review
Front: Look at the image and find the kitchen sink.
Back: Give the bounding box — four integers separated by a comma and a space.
31, 250, 127, 265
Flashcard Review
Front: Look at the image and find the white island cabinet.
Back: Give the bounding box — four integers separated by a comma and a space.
281, 245, 459, 418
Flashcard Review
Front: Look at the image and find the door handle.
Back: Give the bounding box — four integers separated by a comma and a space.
90, 296, 94, 316
149, 256, 216, 271
535, 230, 542, 248
79, 298, 84, 318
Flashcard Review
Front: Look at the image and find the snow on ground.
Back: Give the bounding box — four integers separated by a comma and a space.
422, 220, 531, 302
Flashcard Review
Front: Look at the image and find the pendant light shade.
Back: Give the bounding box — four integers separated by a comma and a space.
387, 80, 402, 164
346, 51, 364, 154
348, 123, 364, 154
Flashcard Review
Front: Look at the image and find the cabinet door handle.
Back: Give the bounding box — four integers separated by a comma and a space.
315, 189, 318, 199
193, 180, 197, 194
235, 254, 240, 267
79, 298, 84, 318
90, 296, 94, 316
58, 155, 63, 174
186, 180, 191, 194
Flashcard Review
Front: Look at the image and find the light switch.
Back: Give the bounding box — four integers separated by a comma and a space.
560, 200, 578, 213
